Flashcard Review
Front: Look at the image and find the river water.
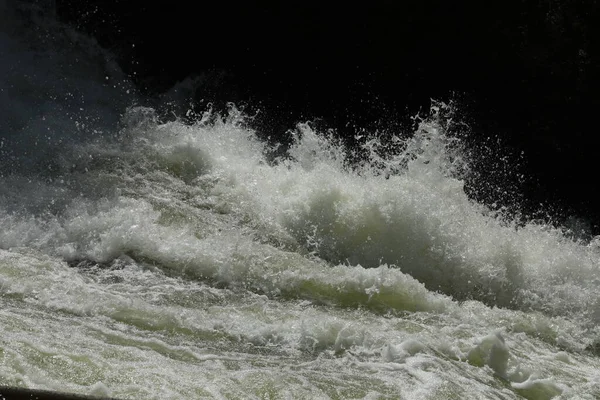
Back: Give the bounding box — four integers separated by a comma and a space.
1, 2, 600, 399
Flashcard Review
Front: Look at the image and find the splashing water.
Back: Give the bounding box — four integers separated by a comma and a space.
2, 2, 600, 399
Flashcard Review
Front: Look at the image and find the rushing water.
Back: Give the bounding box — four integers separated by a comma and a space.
2, 3, 600, 399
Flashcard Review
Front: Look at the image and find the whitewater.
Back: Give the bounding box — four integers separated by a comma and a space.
1, 2, 600, 399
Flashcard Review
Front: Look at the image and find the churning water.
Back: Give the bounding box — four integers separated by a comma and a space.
1, 2, 600, 399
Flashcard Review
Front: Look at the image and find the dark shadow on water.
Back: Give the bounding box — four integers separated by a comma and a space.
0, 387, 119, 400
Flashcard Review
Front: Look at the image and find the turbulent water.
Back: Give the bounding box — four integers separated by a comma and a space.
2, 3, 600, 399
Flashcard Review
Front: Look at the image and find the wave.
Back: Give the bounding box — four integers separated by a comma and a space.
1, 102, 599, 323
1, 0, 600, 328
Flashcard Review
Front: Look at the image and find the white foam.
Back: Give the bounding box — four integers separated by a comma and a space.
2, 5, 600, 396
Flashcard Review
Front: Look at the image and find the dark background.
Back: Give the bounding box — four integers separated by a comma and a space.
55, 0, 600, 235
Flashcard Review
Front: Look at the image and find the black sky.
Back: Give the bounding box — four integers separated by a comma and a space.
56, 0, 600, 234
